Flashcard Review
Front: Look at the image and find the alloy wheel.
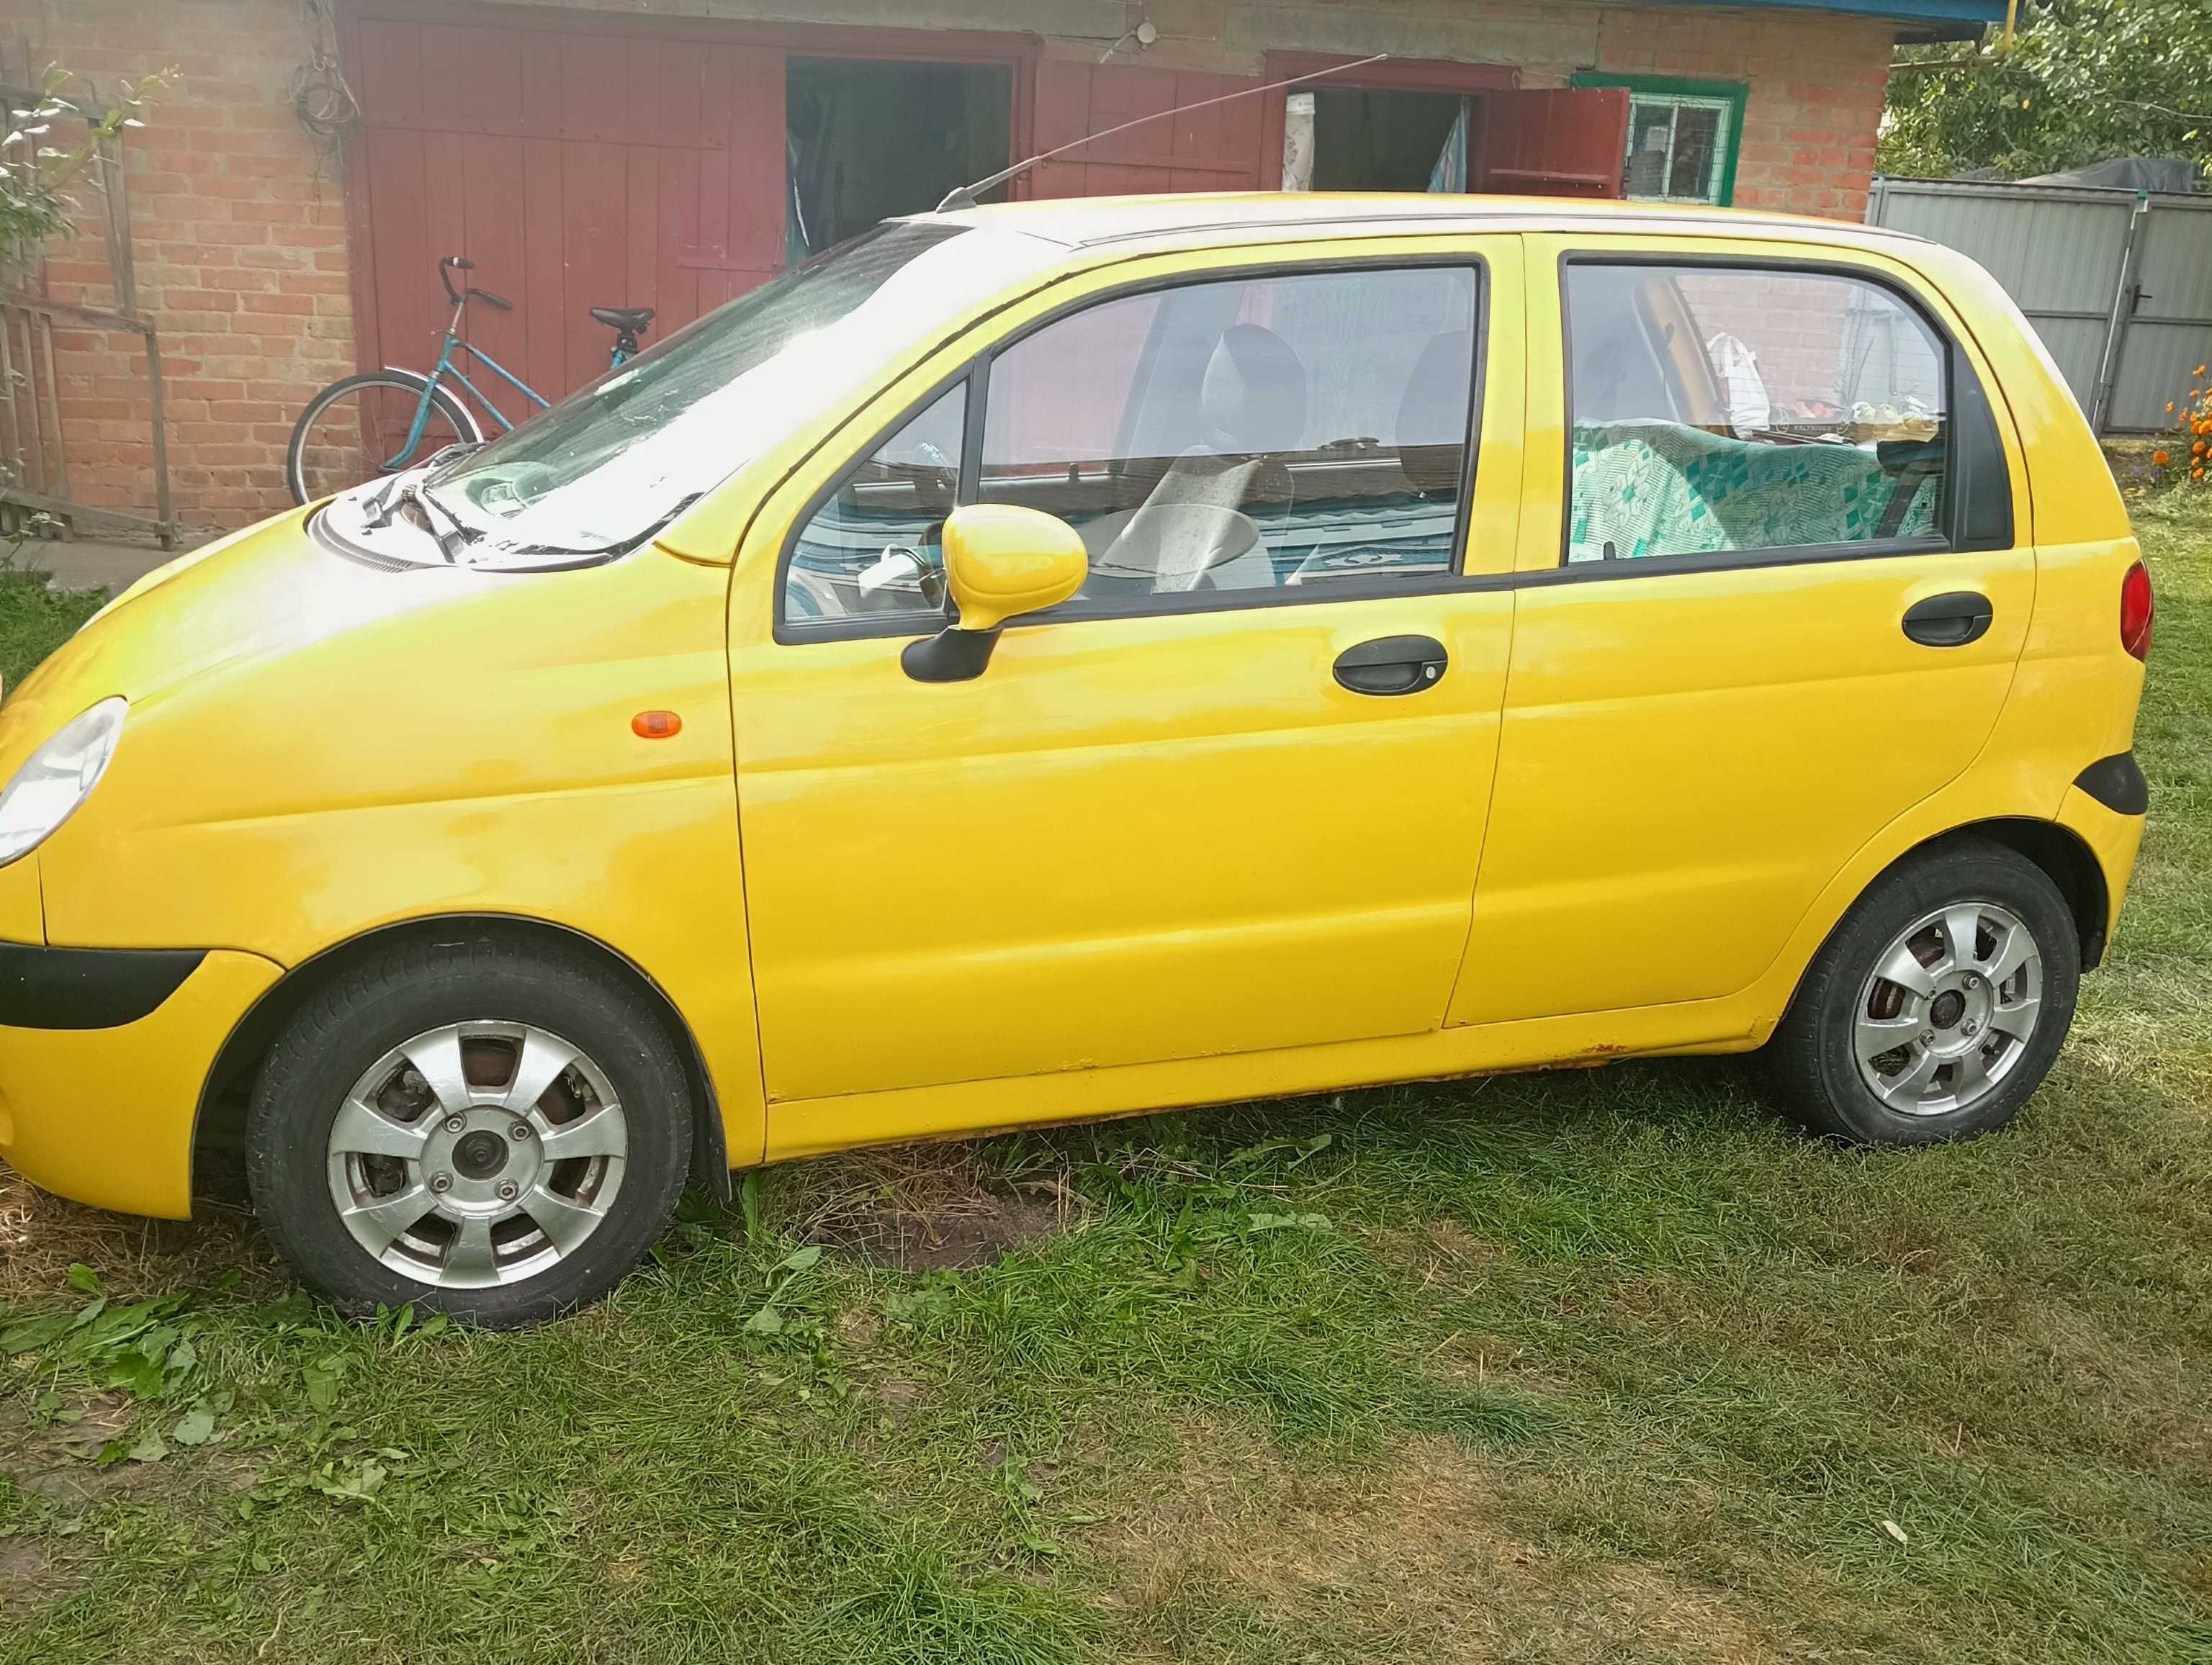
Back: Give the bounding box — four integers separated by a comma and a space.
325, 1021, 628, 1289
1853, 901, 2044, 1116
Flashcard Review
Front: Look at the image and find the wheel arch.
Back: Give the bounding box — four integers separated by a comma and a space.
1943, 817, 2111, 970
194, 914, 730, 1205
1786, 816, 2111, 1021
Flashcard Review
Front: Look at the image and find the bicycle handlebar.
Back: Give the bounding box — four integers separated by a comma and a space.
439, 254, 511, 312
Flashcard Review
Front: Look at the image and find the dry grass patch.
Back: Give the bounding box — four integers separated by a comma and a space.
786, 1142, 1079, 1271
1096, 1423, 1787, 1664
0, 1170, 274, 1310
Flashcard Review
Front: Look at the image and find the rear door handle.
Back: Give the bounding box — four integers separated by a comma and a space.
1334, 634, 1449, 696
1902, 592, 1993, 648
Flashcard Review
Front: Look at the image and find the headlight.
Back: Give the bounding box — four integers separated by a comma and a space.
0, 698, 127, 867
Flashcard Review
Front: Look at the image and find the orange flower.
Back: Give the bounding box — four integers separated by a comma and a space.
2198, 466, 2208, 481
2198, 364, 2209, 376
2154, 449, 2171, 465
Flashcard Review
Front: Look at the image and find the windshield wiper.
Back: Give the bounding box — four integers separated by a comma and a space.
460, 491, 708, 568
366, 476, 480, 563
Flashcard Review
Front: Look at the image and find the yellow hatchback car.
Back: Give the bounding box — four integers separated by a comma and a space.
0, 195, 2152, 1325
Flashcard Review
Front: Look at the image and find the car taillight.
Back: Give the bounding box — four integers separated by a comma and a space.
2121, 560, 2154, 662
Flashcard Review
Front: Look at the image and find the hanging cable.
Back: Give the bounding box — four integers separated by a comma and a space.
290, 0, 359, 192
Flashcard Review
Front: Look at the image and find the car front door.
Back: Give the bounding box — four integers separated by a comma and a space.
727, 240, 1526, 1150
1449, 236, 2033, 1029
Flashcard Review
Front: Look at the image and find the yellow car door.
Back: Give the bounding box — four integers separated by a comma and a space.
1450, 234, 2035, 1028
727, 238, 1527, 1152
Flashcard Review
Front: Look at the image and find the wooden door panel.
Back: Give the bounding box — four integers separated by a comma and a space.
1478, 88, 1630, 199
1027, 62, 1264, 199
347, 14, 785, 408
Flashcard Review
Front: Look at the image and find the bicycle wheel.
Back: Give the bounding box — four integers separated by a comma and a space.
287, 371, 477, 507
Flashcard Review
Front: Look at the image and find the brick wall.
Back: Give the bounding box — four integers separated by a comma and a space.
1590, 7, 1892, 220
9, 0, 1897, 534
1, 0, 354, 533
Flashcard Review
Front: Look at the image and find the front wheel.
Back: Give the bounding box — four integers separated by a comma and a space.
285, 370, 477, 506
246, 936, 693, 1327
1768, 839, 2080, 1146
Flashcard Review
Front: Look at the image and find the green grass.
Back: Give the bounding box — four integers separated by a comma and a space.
5, 500, 2212, 1661
0, 564, 102, 694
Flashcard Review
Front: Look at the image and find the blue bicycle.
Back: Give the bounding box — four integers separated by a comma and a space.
285, 254, 652, 505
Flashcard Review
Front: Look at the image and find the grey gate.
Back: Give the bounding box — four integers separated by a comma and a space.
1867, 177, 2212, 435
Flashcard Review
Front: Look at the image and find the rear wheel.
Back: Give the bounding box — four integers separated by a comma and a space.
246, 936, 692, 1327
1768, 839, 2080, 1145
286, 371, 475, 506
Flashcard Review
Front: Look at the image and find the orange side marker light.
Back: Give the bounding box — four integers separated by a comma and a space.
632, 710, 682, 739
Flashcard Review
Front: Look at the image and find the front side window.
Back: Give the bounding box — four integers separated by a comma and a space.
1565, 262, 1950, 565
784, 383, 966, 628
779, 262, 1485, 632
978, 264, 1481, 610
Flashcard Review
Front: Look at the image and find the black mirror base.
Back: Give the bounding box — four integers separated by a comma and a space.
902, 626, 1001, 683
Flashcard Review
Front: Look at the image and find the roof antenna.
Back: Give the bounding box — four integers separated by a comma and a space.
935, 52, 1390, 213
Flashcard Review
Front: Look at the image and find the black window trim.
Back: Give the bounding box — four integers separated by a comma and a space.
1551, 248, 2016, 584
773, 250, 1494, 645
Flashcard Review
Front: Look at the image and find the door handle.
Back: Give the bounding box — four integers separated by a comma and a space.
1901, 592, 1994, 648
1333, 634, 1449, 696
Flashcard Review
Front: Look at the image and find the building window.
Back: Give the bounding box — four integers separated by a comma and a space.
1570, 74, 1747, 207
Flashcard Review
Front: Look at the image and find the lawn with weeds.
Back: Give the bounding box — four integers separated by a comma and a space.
0, 562, 102, 693
3, 499, 2211, 1661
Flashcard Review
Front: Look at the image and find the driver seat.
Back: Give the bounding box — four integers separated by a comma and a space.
1101, 323, 1307, 594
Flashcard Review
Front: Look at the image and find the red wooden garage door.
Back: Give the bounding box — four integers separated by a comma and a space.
341, 7, 786, 426
1025, 63, 1266, 199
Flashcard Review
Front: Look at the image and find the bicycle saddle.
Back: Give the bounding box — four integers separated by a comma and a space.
590, 307, 655, 333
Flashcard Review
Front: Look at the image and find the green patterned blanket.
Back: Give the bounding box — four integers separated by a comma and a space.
1568, 421, 1938, 564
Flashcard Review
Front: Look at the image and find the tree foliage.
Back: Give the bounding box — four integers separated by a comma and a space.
1881, 0, 2212, 185
1, 67, 166, 279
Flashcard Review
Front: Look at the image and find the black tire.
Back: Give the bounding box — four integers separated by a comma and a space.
285, 370, 477, 506
1768, 837, 2080, 1146
246, 935, 692, 1327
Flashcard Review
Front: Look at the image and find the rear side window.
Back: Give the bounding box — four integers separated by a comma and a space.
1565, 263, 1951, 564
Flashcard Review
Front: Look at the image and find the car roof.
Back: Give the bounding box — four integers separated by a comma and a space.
920, 191, 1932, 257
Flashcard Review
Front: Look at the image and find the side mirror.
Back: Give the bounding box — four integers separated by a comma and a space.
902, 504, 1089, 683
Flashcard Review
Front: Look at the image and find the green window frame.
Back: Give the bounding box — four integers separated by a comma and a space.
1570, 73, 1749, 208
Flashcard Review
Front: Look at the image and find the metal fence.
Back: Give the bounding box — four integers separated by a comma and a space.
1866, 176, 2212, 435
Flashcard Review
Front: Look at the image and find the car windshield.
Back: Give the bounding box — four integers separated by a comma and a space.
411, 220, 1064, 563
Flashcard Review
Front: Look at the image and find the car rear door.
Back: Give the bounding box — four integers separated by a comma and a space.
725, 237, 1527, 1149
1449, 234, 2033, 1028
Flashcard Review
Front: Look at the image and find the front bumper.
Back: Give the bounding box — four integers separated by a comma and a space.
0, 947, 282, 1218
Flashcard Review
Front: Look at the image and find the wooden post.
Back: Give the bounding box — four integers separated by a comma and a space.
143, 323, 172, 548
